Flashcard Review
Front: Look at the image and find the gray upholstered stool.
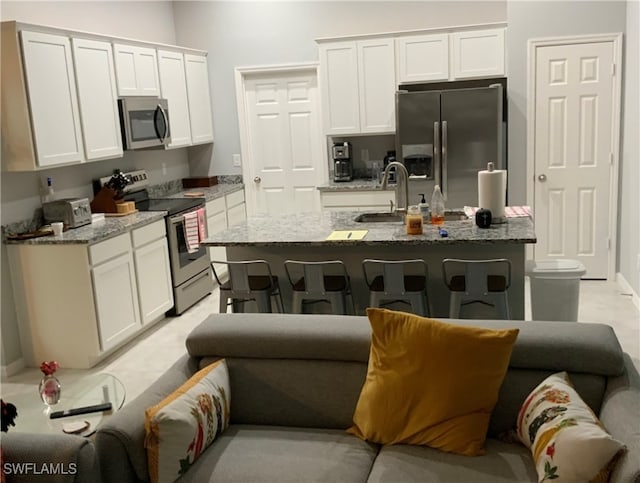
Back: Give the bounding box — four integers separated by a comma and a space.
284, 260, 353, 315
442, 258, 511, 319
362, 259, 431, 316
212, 260, 284, 313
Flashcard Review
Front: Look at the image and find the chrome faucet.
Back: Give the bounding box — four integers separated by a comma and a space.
381, 161, 410, 215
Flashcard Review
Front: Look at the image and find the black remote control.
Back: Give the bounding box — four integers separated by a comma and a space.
49, 402, 112, 419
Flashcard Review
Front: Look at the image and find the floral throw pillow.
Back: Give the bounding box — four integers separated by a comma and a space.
145, 359, 230, 483
517, 371, 625, 482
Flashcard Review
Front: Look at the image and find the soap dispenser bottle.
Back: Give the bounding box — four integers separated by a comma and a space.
430, 185, 445, 225
418, 194, 430, 221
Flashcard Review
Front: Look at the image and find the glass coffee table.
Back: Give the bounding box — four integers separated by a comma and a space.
7, 373, 125, 437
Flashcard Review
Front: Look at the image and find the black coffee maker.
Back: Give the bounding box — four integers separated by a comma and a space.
332, 142, 352, 182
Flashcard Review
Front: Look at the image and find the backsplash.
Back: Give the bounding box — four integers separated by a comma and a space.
2, 175, 244, 236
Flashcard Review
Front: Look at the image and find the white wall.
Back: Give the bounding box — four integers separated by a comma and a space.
506, 1, 638, 296
172, 1, 507, 176
619, 0, 640, 295
0, 1, 188, 368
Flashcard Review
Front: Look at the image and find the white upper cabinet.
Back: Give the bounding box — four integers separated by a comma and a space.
20, 30, 84, 167
158, 50, 192, 148
357, 38, 396, 133
451, 28, 505, 80
71, 37, 123, 161
184, 54, 214, 144
113, 43, 160, 96
396, 33, 449, 83
320, 38, 395, 135
319, 41, 360, 135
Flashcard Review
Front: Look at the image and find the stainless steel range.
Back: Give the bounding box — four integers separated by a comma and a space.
94, 170, 212, 315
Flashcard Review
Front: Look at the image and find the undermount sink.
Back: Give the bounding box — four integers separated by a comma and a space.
354, 212, 404, 223
354, 211, 469, 223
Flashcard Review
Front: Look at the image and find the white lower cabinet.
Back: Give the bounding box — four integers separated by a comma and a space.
132, 221, 174, 325
226, 189, 247, 226
92, 249, 141, 352
7, 219, 174, 369
320, 190, 395, 212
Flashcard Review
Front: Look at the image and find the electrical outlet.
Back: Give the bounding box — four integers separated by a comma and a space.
233, 154, 242, 167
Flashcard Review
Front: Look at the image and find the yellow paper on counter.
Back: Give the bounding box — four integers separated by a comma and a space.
326, 230, 368, 241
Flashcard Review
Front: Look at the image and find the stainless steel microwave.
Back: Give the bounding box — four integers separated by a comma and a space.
118, 97, 171, 150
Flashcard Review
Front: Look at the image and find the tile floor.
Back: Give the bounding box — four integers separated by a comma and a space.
2, 280, 639, 405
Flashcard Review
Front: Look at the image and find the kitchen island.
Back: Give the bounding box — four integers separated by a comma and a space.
202, 211, 536, 318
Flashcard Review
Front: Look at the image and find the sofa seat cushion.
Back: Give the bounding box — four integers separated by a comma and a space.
367, 439, 538, 483
178, 424, 379, 483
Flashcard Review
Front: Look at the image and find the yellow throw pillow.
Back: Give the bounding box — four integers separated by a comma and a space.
348, 308, 519, 456
145, 359, 231, 483
517, 371, 625, 482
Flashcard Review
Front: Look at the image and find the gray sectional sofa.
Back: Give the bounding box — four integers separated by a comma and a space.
94, 313, 640, 483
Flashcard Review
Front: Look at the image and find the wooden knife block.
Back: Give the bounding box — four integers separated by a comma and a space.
90, 187, 121, 214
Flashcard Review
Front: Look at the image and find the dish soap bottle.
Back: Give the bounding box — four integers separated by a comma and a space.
418, 194, 429, 221
405, 205, 424, 235
430, 185, 445, 225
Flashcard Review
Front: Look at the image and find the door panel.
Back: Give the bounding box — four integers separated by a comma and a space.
245, 70, 323, 215
533, 41, 614, 278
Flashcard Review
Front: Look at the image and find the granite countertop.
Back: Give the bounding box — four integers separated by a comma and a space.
317, 179, 390, 192
4, 212, 166, 246
5, 183, 245, 246
202, 210, 536, 248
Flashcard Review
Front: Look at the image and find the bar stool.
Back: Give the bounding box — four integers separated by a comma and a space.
442, 258, 511, 319
211, 260, 284, 313
362, 259, 431, 316
284, 260, 353, 315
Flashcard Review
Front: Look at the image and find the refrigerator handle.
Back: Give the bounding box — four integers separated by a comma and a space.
442, 120, 448, 199
434, 121, 441, 188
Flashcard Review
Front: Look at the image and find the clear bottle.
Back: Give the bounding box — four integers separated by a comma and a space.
40, 176, 54, 204
430, 184, 445, 225
418, 193, 430, 221
406, 205, 424, 235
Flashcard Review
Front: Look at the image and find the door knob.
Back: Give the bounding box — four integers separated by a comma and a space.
254, 176, 261, 183
538, 174, 547, 182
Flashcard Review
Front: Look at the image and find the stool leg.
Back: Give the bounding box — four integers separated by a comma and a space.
369, 292, 381, 309
219, 292, 228, 313
331, 293, 346, 315
255, 292, 272, 313
449, 293, 462, 318
494, 293, 510, 320
291, 292, 303, 314
411, 294, 427, 317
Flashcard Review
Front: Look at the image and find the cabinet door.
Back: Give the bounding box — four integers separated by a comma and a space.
158, 50, 192, 148
207, 210, 228, 280
396, 34, 449, 83
92, 252, 140, 352
20, 31, 84, 167
72, 38, 123, 161
227, 203, 246, 226
319, 41, 360, 135
113, 43, 160, 96
184, 54, 214, 144
451, 28, 505, 80
134, 237, 174, 325
357, 38, 396, 133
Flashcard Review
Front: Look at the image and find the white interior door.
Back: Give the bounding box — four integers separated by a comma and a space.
242, 69, 323, 215
533, 40, 616, 279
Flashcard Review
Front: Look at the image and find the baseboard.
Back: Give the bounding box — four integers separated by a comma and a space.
0, 357, 25, 379
616, 272, 640, 312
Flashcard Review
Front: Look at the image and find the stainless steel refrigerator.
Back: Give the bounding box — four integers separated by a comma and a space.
396, 84, 505, 209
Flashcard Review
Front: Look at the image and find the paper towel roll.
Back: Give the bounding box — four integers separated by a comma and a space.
478, 165, 507, 223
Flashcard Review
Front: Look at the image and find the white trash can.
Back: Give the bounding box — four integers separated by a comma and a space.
526, 259, 586, 321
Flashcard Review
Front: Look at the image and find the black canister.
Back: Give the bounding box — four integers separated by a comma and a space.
475, 208, 492, 228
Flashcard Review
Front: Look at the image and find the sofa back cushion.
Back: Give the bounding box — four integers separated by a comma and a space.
187, 314, 624, 433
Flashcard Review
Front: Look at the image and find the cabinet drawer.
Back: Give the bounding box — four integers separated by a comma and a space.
89, 233, 131, 266
206, 196, 226, 216
226, 189, 245, 208
131, 220, 166, 248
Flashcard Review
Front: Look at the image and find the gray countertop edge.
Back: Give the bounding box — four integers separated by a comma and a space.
203, 238, 537, 248
170, 183, 244, 201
